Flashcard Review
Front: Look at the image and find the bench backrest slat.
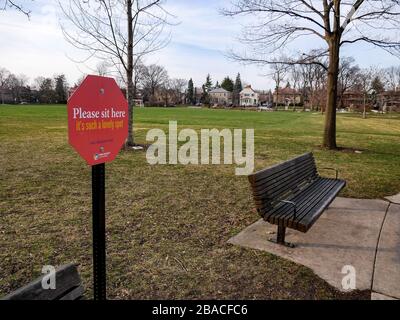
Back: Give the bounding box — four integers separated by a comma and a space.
248, 153, 318, 213
2, 264, 83, 300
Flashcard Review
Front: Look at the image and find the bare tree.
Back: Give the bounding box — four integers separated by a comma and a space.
304, 62, 327, 112
141, 64, 168, 104
132, 59, 146, 102
289, 56, 327, 112
0, 68, 10, 84
223, 0, 400, 149
289, 60, 327, 112
271, 61, 287, 110
338, 57, 360, 109
385, 66, 400, 91
290, 65, 301, 91
0, 67, 11, 104
357, 67, 374, 118
169, 78, 187, 105
34, 76, 56, 104
289, 64, 310, 110
1, 0, 32, 17
4, 73, 29, 103
60, 0, 174, 146
95, 61, 110, 77
313, 66, 328, 112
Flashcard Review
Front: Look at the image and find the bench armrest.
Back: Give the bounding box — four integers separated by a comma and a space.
278, 200, 297, 219
320, 167, 339, 180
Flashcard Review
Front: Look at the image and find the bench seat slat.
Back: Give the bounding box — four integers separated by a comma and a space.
267, 178, 331, 223
265, 178, 345, 232
295, 179, 346, 231
251, 164, 318, 200
287, 179, 342, 228
256, 177, 325, 216
276, 178, 338, 227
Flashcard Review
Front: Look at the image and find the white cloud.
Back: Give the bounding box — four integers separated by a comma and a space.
0, 2, 94, 86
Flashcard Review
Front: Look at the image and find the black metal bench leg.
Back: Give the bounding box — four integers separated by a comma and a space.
268, 225, 295, 248
277, 225, 286, 244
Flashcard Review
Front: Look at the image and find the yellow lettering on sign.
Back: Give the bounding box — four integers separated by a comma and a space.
101, 120, 115, 130
115, 120, 124, 129
85, 121, 98, 130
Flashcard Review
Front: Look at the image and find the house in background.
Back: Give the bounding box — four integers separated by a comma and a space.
379, 90, 400, 112
152, 88, 185, 106
240, 85, 259, 107
340, 90, 364, 110
273, 87, 303, 106
209, 87, 232, 106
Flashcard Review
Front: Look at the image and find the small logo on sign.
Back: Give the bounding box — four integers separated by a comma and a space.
94, 152, 111, 161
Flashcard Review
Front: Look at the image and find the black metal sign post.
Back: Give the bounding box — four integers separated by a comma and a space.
92, 163, 107, 300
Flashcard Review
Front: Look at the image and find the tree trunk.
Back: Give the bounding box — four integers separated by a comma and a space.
323, 38, 340, 149
363, 93, 367, 119
126, 0, 135, 147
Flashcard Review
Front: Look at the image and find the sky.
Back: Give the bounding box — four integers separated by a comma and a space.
0, 0, 399, 90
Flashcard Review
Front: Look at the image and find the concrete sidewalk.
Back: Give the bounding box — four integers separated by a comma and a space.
228, 196, 400, 300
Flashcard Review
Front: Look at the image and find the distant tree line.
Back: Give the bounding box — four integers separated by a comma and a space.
0, 62, 188, 107
0, 67, 68, 104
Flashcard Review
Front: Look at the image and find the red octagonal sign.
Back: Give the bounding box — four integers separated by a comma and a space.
68, 75, 128, 166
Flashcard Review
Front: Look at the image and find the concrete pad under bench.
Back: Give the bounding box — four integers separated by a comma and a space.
228, 197, 389, 292
371, 292, 398, 300
385, 193, 400, 205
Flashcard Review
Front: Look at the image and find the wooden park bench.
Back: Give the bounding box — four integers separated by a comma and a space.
2, 264, 84, 300
248, 153, 346, 248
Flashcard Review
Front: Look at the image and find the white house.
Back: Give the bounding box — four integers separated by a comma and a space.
240, 85, 259, 107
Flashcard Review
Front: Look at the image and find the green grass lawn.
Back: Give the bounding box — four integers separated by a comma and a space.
1, 104, 399, 299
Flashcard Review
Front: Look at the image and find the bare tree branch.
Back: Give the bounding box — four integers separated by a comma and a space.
1, 0, 32, 17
